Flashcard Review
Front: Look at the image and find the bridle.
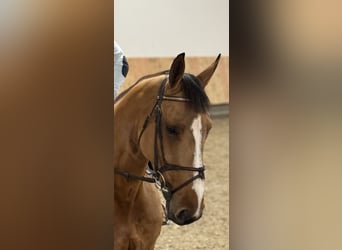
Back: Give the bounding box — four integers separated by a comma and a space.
114, 77, 206, 224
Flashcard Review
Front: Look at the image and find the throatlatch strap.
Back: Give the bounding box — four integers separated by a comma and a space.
114, 168, 155, 183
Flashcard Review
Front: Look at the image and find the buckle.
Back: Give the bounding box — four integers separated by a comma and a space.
153, 171, 167, 191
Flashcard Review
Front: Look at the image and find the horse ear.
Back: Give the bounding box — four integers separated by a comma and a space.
197, 54, 221, 88
168, 53, 185, 88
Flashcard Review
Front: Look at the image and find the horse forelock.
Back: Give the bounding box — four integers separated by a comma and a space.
181, 73, 210, 113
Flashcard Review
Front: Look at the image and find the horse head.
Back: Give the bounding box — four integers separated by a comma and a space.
139, 53, 221, 225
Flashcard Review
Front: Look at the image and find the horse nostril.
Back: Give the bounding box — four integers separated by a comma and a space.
176, 209, 191, 222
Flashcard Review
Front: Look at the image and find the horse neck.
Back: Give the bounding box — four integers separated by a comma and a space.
114, 77, 162, 196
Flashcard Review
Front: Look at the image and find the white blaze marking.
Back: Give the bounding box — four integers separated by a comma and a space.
191, 115, 205, 217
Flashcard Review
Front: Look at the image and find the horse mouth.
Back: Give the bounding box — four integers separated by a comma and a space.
169, 213, 202, 226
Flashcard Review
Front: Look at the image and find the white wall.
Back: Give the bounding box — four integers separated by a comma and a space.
114, 0, 229, 57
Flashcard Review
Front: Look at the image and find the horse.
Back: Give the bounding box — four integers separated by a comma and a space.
114, 53, 221, 249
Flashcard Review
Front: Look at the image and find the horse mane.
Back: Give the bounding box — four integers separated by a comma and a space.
115, 71, 210, 113
114, 70, 169, 104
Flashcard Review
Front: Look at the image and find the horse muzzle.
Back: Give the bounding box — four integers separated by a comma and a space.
169, 208, 203, 225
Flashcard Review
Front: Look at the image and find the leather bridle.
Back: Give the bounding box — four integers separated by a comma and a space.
114, 77, 206, 224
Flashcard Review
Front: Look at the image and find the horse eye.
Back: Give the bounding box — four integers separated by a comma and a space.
166, 126, 178, 135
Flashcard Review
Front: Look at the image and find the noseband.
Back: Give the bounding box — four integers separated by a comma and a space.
114, 77, 206, 224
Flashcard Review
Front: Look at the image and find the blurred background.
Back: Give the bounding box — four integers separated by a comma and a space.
230, 1, 342, 250
0, 1, 113, 249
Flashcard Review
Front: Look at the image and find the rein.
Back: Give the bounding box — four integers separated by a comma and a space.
114, 77, 206, 225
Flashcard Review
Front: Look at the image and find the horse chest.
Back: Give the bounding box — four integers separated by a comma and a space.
114, 185, 163, 250
114, 214, 161, 250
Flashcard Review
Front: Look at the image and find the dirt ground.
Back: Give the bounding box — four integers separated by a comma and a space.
155, 116, 229, 250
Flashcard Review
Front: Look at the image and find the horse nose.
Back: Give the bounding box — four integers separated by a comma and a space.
176, 209, 192, 223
